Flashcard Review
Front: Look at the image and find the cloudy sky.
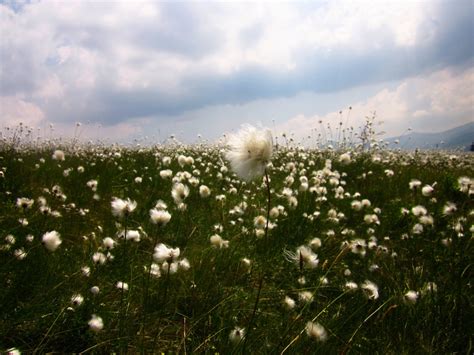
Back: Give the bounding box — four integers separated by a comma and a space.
1, 0, 473, 144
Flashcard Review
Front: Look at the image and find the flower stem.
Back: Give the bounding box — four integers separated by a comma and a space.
264, 168, 271, 240
241, 274, 264, 354
119, 218, 128, 351
140, 228, 160, 349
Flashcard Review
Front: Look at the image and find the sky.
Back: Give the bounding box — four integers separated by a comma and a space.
1, 0, 473, 144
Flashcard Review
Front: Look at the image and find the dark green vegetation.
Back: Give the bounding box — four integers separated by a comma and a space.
0, 146, 473, 353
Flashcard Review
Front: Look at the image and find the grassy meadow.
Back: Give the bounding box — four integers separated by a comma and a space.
0, 140, 473, 353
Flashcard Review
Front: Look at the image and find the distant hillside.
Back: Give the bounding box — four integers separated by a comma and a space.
386, 122, 474, 151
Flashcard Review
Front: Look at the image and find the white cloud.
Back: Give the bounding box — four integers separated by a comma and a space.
0, 0, 471, 143
0, 96, 45, 127
275, 67, 474, 142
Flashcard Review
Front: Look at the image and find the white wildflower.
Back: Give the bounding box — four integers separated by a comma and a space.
16, 197, 34, 209
225, 124, 273, 181
199, 185, 211, 198
171, 183, 190, 204
92, 252, 107, 265
210, 234, 229, 248
88, 314, 104, 332
284, 296, 296, 310
42, 231, 62, 252
361, 280, 379, 300
111, 198, 137, 218
71, 294, 84, 306
229, 326, 245, 344
306, 321, 327, 342
153, 243, 180, 263
103, 237, 115, 250
116, 281, 128, 291
52, 149, 65, 161
298, 291, 314, 303
404, 290, 419, 304
149, 209, 172, 226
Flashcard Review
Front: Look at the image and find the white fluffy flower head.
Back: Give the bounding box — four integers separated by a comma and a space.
88, 314, 104, 332
111, 198, 137, 218
42, 230, 62, 252
306, 321, 328, 342
149, 209, 172, 226
225, 124, 273, 181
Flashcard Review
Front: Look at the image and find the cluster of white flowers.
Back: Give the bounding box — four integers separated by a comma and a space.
210, 234, 229, 248
153, 243, 190, 274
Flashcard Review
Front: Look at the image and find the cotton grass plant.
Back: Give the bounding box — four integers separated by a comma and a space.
0, 123, 472, 353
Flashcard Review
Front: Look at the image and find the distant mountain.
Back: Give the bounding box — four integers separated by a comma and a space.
385, 122, 474, 151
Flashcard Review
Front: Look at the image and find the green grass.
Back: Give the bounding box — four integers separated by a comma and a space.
0, 145, 473, 353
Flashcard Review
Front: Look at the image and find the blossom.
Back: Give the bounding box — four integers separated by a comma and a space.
339, 152, 351, 165
116, 281, 129, 291
153, 243, 180, 263
457, 176, 472, 194
71, 294, 84, 306
154, 199, 168, 210
92, 252, 107, 265
284, 245, 319, 269
404, 290, 419, 304
13, 248, 27, 260
86, 180, 98, 191
298, 291, 314, 303
351, 200, 363, 211
117, 229, 141, 242
210, 234, 229, 248
88, 314, 104, 332
225, 124, 273, 181
42, 231, 62, 252
171, 183, 190, 204
306, 321, 328, 342
411, 205, 427, 217
162, 261, 179, 274
16, 197, 34, 209
149, 209, 172, 226
52, 149, 65, 161
254, 215, 267, 229
361, 280, 379, 300
160, 169, 173, 179
284, 296, 296, 310
409, 179, 422, 190
229, 326, 245, 344
111, 198, 137, 218
344, 281, 359, 291
309, 237, 322, 249
199, 185, 211, 198
103, 237, 115, 250
442, 202, 457, 216
349, 238, 367, 256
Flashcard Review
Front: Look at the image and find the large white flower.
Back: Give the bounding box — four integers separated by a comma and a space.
225, 125, 273, 181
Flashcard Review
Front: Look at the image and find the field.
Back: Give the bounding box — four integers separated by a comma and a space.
0, 138, 473, 353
